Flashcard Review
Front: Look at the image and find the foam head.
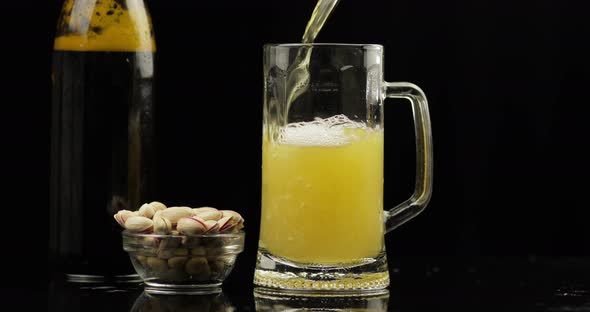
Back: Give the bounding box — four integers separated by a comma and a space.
278, 115, 368, 146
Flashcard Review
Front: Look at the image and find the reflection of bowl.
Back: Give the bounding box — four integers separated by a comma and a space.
122, 231, 245, 295
131, 291, 234, 312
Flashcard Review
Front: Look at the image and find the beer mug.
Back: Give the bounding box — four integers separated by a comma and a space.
255, 44, 433, 291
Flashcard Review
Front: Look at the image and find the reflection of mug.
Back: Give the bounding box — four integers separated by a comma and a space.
130, 291, 234, 312
254, 288, 389, 311
255, 44, 433, 291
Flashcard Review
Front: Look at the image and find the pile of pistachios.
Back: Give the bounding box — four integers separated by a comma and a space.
114, 202, 245, 283
114, 202, 244, 235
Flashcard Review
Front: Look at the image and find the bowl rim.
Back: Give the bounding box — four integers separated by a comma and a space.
122, 230, 245, 239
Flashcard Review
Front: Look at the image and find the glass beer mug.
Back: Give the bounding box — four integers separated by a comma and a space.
255, 44, 433, 291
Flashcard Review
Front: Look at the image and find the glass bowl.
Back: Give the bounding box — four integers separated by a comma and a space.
122, 230, 245, 295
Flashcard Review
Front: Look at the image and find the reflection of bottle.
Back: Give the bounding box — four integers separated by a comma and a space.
50, 0, 156, 282
48, 281, 142, 311
131, 291, 235, 312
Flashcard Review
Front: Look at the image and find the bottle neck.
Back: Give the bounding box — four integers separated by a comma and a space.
55, 0, 155, 52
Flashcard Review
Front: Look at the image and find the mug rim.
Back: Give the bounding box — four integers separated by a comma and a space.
264, 43, 383, 50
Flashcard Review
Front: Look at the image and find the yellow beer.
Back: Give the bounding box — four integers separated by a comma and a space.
260, 118, 384, 264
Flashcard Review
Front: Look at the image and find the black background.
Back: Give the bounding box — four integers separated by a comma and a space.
2, 0, 589, 289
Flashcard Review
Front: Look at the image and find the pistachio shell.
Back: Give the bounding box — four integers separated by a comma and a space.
138, 203, 156, 219
153, 215, 172, 234
195, 209, 223, 221
125, 216, 154, 233
220, 210, 244, 223
162, 269, 188, 282
208, 256, 232, 273
190, 246, 206, 256
182, 236, 201, 248
150, 201, 167, 212
147, 257, 168, 272
204, 220, 220, 234
157, 248, 174, 260
177, 217, 207, 235
135, 255, 148, 268
192, 207, 218, 215
160, 207, 194, 224
113, 210, 135, 227
160, 237, 181, 249
141, 236, 159, 247
217, 216, 236, 233
168, 256, 188, 270
185, 257, 210, 275
157, 239, 181, 259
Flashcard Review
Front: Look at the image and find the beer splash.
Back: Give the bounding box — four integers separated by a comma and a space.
283, 0, 341, 123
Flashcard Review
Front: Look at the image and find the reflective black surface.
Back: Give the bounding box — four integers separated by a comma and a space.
7, 256, 590, 311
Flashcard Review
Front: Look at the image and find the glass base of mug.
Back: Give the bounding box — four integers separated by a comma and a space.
254, 248, 390, 291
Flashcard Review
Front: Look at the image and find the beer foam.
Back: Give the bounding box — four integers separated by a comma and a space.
278, 115, 367, 146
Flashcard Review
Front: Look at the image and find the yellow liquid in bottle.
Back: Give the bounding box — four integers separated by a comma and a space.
54, 0, 155, 52
260, 118, 385, 264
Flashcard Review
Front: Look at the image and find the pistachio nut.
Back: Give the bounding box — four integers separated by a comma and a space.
208, 259, 225, 274
150, 201, 167, 213
138, 203, 156, 219
217, 216, 237, 233
157, 238, 181, 259
173, 248, 189, 257
168, 256, 188, 270
161, 268, 188, 283
160, 207, 194, 224
177, 216, 208, 235
185, 257, 210, 275
190, 246, 206, 256
158, 248, 174, 260
220, 210, 244, 223
140, 236, 159, 248
221, 210, 244, 232
147, 257, 168, 273
153, 215, 172, 235
159, 237, 181, 249
113, 210, 135, 227
125, 216, 154, 233
135, 255, 148, 268
192, 207, 218, 215
182, 236, 201, 248
204, 220, 220, 234
208, 256, 232, 273
195, 209, 223, 221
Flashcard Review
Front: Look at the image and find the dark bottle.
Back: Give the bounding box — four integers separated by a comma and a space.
50, 0, 156, 282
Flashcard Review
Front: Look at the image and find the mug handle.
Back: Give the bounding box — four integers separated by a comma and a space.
383, 82, 433, 233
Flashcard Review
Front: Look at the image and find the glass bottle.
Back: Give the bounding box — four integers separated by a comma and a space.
50, 0, 156, 283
